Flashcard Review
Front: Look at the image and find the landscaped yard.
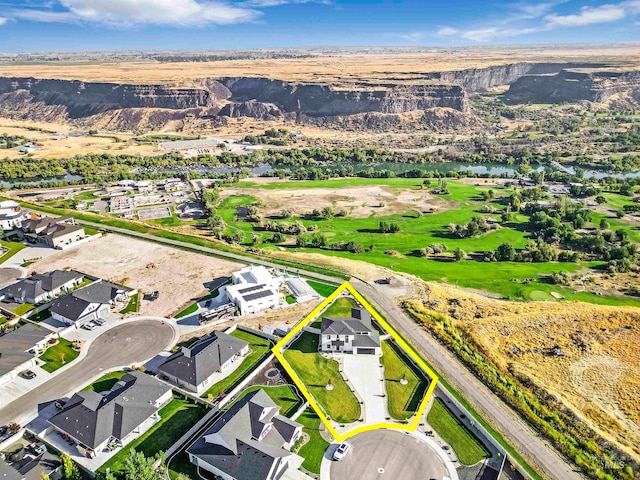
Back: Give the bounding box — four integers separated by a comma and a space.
39, 338, 80, 373
282, 331, 360, 423
99, 396, 208, 475
296, 408, 329, 474
12, 303, 35, 315
309, 296, 358, 328
201, 329, 272, 400
0, 239, 26, 264
427, 398, 490, 466
120, 293, 139, 314
83, 370, 128, 392
380, 340, 430, 421
230, 384, 303, 418
174, 282, 229, 319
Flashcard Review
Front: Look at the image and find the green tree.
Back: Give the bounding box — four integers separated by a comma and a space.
61, 453, 81, 480
122, 450, 166, 480
599, 219, 610, 230
495, 242, 516, 261
453, 248, 465, 262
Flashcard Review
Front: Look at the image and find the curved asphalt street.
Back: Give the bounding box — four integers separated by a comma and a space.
0, 319, 174, 426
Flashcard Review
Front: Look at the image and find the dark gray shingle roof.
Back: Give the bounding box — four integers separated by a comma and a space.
157, 331, 248, 388
0, 323, 51, 376
48, 371, 171, 449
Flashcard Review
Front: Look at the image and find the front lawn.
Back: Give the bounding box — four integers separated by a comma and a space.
0, 239, 26, 264
83, 370, 128, 392
297, 408, 329, 474
12, 303, 35, 315
380, 340, 430, 420
230, 384, 303, 418
427, 398, 490, 466
201, 329, 272, 399
99, 396, 208, 475
282, 332, 360, 423
39, 338, 80, 373
309, 296, 358, 328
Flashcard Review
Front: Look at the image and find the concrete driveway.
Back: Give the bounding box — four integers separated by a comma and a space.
0, 319, 174, 425
329, 429, 450, 480
341, 354, 386, 424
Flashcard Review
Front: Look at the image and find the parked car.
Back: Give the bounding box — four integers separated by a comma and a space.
19, 370, 36, 380
93, 318, 106, 326
83, 322, 97, 330
333, 442, 351, 461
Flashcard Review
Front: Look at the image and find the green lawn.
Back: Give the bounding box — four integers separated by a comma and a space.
83, 370, 128, 392
307, 280, 338, 298
427, 398, 490, 466
12, 303, 35, 315
0, 239, 26, 264
39, 338, 80, 373
297, 408, 330, 474
99, 396, 208, 475
381, 340, 430, 420
310, 296, 358, 328
230, 385, 303, 417
174, 282, 229, 319
282, 332, 360, 423
286, 295, 296, 304
120, 293, 139, 314
201, 329, 272, 399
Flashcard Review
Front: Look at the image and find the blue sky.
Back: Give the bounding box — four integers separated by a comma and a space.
0, 0, 638, 52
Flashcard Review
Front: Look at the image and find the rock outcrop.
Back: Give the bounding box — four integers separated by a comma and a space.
504, 69, 640, 105
217, 100, 282, 119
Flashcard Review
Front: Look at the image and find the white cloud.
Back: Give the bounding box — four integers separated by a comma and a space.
545, 3, 627, 27
10, 9, 78, 23
0, 17, 7, 25
243, 0, 330, 6
436, 26, 458, 37
436, 25, 537, 42
401, 31, 424, 43
507, 1, 562, 20
56, 0, 260, 26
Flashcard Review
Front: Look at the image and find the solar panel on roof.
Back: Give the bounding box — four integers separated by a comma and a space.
238, 284, 265, 294
243, 290, 273, 301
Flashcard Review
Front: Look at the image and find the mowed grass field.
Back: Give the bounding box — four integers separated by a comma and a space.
282, 332, 361, 423
217, 178, 640, 306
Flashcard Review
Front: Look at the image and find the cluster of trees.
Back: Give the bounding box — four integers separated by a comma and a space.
244, 128, 290, 146
262, 220, 309, 235
448, 215, 498, 238
379, 221, 400, 233
295, 233, 364, 253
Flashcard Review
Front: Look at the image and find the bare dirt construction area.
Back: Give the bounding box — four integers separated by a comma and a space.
27, 233, 243, 317
222, 183, 455, 219
404, 282, 640, 461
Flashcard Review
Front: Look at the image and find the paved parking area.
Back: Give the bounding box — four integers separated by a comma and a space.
341, 354, 386, 424
329, 429, 450, 480
138, 206, 172, 220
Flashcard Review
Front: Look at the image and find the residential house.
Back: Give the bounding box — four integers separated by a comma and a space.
225, 266, 283, 316
158, 330, 249, 394
187, 389, 302, 480
48, 371, 172, 456
0, 323, 55, 385
21, 216, 86, 249
48, 280, 133, 327
1, 270, 84, 305
0, 200, 28, 231
320, 307, 381, 355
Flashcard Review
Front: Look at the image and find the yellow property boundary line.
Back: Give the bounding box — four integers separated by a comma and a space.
273, 281, 438, 442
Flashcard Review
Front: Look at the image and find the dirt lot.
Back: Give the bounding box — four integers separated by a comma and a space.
221, 183, 455, 218
405, 282, 640, 460
27, 233, 243, 316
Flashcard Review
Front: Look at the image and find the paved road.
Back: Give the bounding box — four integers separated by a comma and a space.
0, 319, 174, 426
354, 279, 584, 480
330, 429, 448, 480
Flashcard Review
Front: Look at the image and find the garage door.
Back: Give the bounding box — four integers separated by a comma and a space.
357, 348, 376, 355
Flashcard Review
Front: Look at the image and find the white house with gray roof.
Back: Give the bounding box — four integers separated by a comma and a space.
0, 323, 55, 385
1, 270, 84, 305
157, 330, 249, 394
49, 280, 133, 327
187, 389, 302, 480
47, 371, 172, 457
320, 307, 381, 355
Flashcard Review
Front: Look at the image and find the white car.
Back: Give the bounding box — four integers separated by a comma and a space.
83, 322, 97, 330
333, 442, 351, 461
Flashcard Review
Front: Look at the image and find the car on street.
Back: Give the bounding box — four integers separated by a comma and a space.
19, 370, 36, 379
333, 442, 351, 461
83, 322, 97, 330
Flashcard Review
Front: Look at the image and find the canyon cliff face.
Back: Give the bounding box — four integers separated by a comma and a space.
0, 62, 636, 131
504, 69, 640, 105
